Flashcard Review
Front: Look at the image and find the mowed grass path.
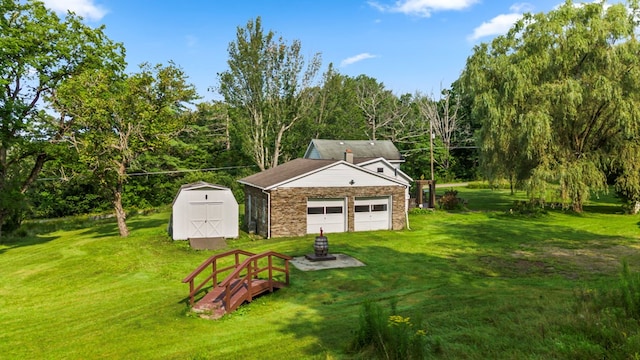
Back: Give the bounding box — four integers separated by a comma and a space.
1, 188, 639, 359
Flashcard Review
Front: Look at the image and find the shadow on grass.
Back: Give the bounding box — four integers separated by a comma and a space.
0, 234, 58, 255
0, 213, 169, 253
453, 187, 626, 215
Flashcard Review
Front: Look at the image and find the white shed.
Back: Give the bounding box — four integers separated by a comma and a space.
169, 182, 239, 240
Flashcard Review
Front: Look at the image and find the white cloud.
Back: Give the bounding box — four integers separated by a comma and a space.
468, 13, 523, 41
467, 3, 535, 41
340, 53, 378, 67
509, 2, 534, 13
41, 0, 108, 21
369, 0, 479, 17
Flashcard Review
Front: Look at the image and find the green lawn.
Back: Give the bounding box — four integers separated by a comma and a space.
1, 187, 639, 359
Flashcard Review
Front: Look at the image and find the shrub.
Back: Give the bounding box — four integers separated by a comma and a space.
507, 200, 548, 216
348, 300, 430, 359
408, 207, 434, 215
438, 189, 465, 210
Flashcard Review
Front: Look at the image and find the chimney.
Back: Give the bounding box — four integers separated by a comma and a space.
344, 148, 353, 163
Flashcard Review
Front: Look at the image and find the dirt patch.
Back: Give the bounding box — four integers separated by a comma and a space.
479, 256, 554, 277
536, 245, 638, 274
480, 244, 640, 279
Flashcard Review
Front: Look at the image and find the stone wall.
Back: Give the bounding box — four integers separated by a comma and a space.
269, 185, 407, 238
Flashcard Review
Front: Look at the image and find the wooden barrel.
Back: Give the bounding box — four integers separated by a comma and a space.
314, 236, 328, 256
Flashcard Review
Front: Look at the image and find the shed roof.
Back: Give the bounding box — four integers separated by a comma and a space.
304, 139, 403, 161
178, 181, 230, 192
172, 181, 232, 205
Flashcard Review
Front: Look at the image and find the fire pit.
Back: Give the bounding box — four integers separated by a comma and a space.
305, 228, 336, 262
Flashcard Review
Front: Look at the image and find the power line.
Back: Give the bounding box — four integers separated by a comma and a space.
37, 165, 257, 181
127, 165, 256, 176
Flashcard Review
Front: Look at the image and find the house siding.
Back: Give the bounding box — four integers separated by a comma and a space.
268, 185, 407, 238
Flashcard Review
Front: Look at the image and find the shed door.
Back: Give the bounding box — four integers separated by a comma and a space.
188, 202, 223, 238
306, 199, 346, 234
354, 197, 390, 231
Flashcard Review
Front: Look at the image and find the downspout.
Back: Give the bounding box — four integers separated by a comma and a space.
405, 185, 411, 230
262, 189, 271, 239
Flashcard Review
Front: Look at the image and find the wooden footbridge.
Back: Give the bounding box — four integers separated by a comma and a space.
182, 249, 292, 319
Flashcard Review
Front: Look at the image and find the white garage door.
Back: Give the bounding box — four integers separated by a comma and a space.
188, 202, 223, 238
354, 197, 390, 231
307, 199, 346, 234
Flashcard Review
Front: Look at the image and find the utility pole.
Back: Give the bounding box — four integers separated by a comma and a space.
429, 117, 434, 181
428, 117, 436, 208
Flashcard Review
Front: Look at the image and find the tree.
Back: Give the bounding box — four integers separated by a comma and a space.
284, 66, 370, 157
354, 75, 410, 141
0, 0, 124, 235
461, 0, 640, 211
218, 17, 322, 170
55, 63, 197, 237
415, 89, 467, 179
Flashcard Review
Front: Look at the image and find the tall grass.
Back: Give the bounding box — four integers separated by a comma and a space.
348, 300, 429, 359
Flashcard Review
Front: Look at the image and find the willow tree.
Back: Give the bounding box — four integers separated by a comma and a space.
462, 0, 640, 211
0, 0, 124, 235
218, 17, 322, 170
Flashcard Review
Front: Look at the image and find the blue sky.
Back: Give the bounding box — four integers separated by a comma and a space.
43, 0, 578, 101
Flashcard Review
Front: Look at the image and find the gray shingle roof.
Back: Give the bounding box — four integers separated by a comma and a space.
304, 139, 403, 161
238, 158, 336, 189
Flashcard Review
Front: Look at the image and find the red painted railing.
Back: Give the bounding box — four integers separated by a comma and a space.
218, 251, 292, 312
182, 249, 291, 310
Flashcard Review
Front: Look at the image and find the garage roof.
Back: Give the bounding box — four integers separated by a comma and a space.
238, 159, 335, 189
238, 158, 407, 190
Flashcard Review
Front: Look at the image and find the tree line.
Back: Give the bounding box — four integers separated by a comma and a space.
2, 0, 639, 237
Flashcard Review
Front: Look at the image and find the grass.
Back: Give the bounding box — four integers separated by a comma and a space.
1, 187, 640, 359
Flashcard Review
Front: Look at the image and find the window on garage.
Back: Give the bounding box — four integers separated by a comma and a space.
307, 207, 324, 215
372, 204, 387, 212
326, 206, 343, 214
355, 205, 370, 212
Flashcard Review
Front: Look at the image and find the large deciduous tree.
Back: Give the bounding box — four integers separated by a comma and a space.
0, 0, 125, 236
218, 17, 322, 170
55, 63, 197, 237
354, 75, 410, 141
462, 0, 640, 211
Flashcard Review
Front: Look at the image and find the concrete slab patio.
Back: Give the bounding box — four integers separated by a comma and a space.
290, 253, 366, 271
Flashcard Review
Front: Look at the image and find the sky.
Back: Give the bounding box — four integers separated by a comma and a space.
41, 0, 586, 101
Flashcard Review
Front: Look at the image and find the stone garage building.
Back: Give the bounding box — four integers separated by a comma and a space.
169, 181, 239, 241
238, 154, 411, 238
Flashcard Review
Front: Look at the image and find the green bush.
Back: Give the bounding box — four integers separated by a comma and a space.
408, 207, 435, 215
438, 189, 465, 210
348, 300, 429, 359
507, 200, 548, 216
466, 180, 512, 190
